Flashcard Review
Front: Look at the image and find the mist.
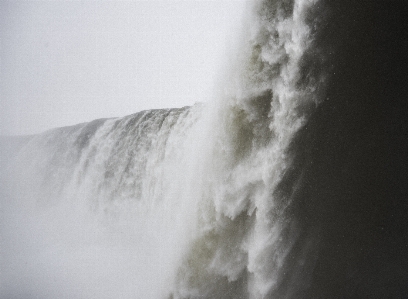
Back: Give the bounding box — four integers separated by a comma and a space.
0, 0, 246, 136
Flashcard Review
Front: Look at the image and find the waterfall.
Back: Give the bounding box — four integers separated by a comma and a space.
1, 0, 325, 298
2, 0, 407, 298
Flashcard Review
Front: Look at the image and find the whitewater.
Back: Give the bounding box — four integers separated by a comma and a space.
3, 0, 324, 297
2, 0, 407, 298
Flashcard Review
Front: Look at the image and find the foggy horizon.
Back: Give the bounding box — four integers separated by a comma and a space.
0, 0, 247, 136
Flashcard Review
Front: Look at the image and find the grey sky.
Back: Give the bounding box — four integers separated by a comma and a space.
0, 0, 246, 135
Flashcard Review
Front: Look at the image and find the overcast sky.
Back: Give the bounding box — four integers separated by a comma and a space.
0, 0, 247, 135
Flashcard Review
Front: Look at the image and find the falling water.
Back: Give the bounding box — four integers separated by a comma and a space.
1, 0, 325, 298
3, 0, 408, 298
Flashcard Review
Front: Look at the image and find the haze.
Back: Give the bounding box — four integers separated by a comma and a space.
0, 0, 246, 136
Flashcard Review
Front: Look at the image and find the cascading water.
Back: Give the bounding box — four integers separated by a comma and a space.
2, 106, 208, 298
170, 1, 326, 298
3, 0, 408, 298
1, 0, 326, 298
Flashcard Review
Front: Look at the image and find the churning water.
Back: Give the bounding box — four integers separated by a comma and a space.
1, 0, 408, 298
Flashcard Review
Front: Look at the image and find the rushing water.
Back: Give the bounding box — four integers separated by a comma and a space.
1, 0, 407, 298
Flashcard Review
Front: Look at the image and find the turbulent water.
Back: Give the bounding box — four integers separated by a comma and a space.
1, 0, 407, 298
